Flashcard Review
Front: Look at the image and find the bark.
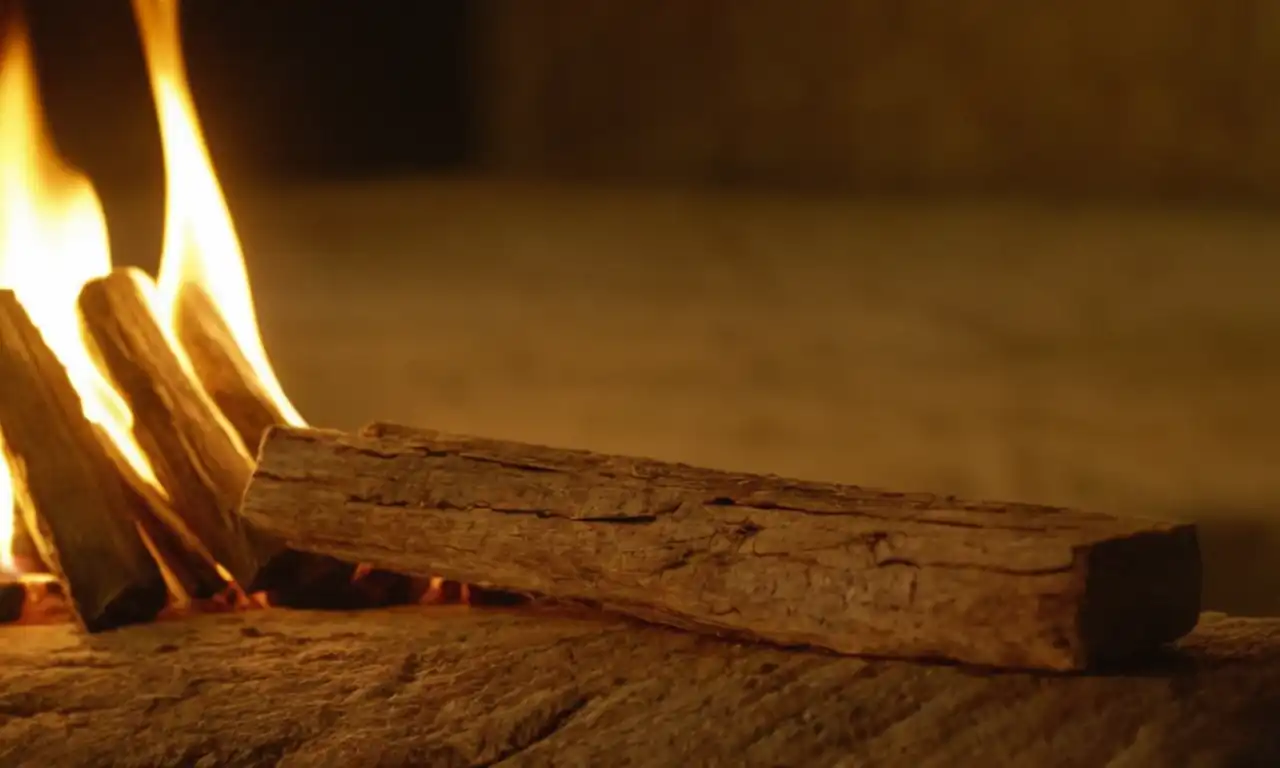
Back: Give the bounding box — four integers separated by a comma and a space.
6, 511, 48, 574
167, 283, 408, 608
171, 284, 289, 455
78, 268, 275, 591
0, 608, 1276, 766
240, 423, 1202, 671
0, 290, 168, 631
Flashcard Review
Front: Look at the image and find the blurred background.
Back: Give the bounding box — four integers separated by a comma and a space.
22, 1, 1280, 613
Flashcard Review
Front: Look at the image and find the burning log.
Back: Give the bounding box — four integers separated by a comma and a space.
8, 511, 47, 573
0, 291, 168, 630
167, 286, 417, 607
78, 268, 363, 603
241, 423, 1203, 671
171, 284, 288, 454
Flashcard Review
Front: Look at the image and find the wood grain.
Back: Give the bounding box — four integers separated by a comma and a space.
0, 290, 167, 630
240, 422, 1201, 670
78, 268, 275, 590
0, 608, 1277, 766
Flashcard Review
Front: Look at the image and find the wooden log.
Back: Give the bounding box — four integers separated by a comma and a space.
78, 269, 271, 587
0, 290, 168, 631
7, 509, 48, 573
78, 268, 358, 599
1, 609, 1278, 765
167, 282, 412, 608
170, 284, 288, 455
241, 423, 1203, 671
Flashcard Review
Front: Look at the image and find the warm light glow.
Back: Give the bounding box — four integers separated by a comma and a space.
0, 435, 14, 573
0, 13, 163, 568
133, 0, 305, 428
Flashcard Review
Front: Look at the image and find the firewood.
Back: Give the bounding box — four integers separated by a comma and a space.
170, 284, 288, 454
77, 269, 273, 586
7, 511, 48, 573
168, 283, 414, 609
78, 268, 359, 600
0, 291, 168, 631
240, 422, 1203, 671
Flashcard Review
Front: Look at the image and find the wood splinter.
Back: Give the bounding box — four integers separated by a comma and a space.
0, 290, 168, 631
241, 422, 1203, 671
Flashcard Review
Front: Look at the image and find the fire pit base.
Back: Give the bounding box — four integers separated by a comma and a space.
1, 608, 1278, 766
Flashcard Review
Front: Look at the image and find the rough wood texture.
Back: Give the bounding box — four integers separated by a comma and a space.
166, 283, 390, 607
242, 423, 1201, 671
171, 283, 289, 454
0, 608, 1275, 766
6, 511, 46, 573
0, 290, 167, 631
78, 268, 277, 590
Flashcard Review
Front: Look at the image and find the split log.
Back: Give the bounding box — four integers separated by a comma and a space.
0, 609, 1278, 765
78, 268, 358, 599
170, 283, 289, 455
6, 509, 48, 573
168, 282, 409, 608
241, 423, 1203, 671
0, 290, 168, 631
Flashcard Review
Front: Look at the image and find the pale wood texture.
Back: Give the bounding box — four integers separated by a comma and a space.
240, 422, 1201, 671
172, 283, 288, 454
0, 290, 168, 630
78, 268, 277, 592
167, 282, 402, 607
0, 608, 1276, 766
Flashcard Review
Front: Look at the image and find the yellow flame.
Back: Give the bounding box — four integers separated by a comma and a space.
0, 12, 163, 570
133, 0, 304, 427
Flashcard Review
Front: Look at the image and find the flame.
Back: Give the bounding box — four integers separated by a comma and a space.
133, 0, 304, 428
0, 11, 164, 567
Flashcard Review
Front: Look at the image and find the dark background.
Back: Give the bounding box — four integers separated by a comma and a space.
26, 0, 475, 193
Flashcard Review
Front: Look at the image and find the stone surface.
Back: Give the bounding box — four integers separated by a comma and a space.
0, 608, 1278, 766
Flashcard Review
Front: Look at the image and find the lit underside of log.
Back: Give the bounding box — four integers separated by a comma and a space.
241, 423, 1203, 671
0, 290, 167, 630
79, 268, 375, 605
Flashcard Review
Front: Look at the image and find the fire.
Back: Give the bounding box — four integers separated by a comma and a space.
0, 8, 164, 573
0, 0, 298, 581
133, 0, 304, 428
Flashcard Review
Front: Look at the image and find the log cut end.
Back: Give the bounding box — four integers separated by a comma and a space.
1076, 523, 1202, 667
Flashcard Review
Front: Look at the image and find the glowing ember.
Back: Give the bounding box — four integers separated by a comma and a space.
134, 0, 305, 429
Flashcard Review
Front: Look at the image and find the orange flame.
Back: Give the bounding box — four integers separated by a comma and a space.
0, 11, 164, 569
133, 0, 304, 428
